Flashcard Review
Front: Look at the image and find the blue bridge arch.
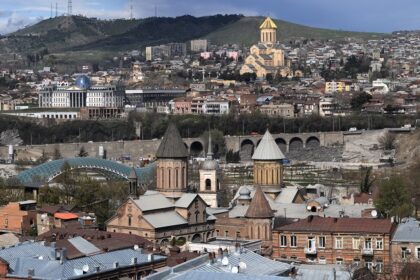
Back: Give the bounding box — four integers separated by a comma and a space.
15, 157, 156, 187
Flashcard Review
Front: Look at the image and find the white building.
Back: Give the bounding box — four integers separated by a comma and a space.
190, 39, 208, 52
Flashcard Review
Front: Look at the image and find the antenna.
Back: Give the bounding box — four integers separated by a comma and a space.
154, 5, 157, 17
50, 2, 53, 18
130, 0, 133, 20
56, 3, 58, 17
68, 0, 72, 16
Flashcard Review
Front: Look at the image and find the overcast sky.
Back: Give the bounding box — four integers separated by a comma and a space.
0, 0, 419, 34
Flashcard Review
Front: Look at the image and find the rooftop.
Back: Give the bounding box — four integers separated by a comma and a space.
156, 123, 188, 158
252, 130, 285, 161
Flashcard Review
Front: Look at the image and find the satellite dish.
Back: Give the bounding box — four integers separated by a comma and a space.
371, 210, 378, 218
222, 257, 229, 266
231, 266, 239, 274
38, 256, 44, 260
306, 206, 311, 210
238, 261, 247, 270
133, 244, 139, 250
82, 264, 89, 273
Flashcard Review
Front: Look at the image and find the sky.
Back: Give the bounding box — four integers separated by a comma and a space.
0, 0, 419, 34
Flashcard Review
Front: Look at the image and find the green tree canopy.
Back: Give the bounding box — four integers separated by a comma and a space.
375, 176, 414, 218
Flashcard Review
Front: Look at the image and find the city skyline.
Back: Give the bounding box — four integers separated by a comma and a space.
0, 0, 419, 34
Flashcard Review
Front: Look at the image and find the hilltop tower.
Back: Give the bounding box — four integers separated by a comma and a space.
156, 123, 189, 198
260, 17, 277, 45
252, 130, 285, 198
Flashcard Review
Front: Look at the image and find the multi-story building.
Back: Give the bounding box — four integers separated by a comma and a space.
325, 81, 347, 93
203, 98, 230, 115
319, 97, 337, 117
390, 218, 420, 277
272, 216, 396, 274
145, 43, 186, 60
190, 39, 208, 52
0, 200, 37, 235
259, 103, 294, 117
125, 89, 186, 108
38, 75, 124, 109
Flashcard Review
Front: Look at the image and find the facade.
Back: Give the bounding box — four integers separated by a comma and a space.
198, 134, 221, 208
202, 98, 230, 114
0, 201, 37, 235
106, 191, 215, 245
38, 75, 124, 109
125, 89, 186, 108
390, 218, 420, 277
259, 103, 294, 117
272, 216, 395, 274
240, 17, 287, 78
325, 81, 347, 93
190, 39, 208, 52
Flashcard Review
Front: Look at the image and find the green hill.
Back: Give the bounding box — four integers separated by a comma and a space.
205, 16, 386, 46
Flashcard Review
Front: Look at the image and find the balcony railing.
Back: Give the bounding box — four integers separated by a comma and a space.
361, 248, 374, 256
304, 247, 317, 255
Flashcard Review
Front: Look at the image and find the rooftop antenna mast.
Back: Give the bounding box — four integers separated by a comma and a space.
50, 2, 53, 18
130, 0, 133, 20
56, 3, 58, 17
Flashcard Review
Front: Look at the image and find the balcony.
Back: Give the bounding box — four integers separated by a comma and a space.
304, 247, 317, 255
361, 248, 374, 256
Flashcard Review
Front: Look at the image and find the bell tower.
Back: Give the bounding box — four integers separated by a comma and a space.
198, 133, 220, 208
260, 17, 277, 45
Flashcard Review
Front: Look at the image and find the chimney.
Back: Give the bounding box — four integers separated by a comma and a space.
28, 268, 35, 277
113, 262, 119, 268
131, 257, 137, 265
94, 266, 100, 273
59, 248, 67, 264
333, 268, 336, 280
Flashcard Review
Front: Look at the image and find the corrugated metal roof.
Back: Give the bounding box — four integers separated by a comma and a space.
175, 193, 198, 208
170, 271, 290, 280
275, 188, 299, 204
392, 218, 420, 242
296, 264, 351, 280
133, 191, 174, 212
143, 211, 188, 228
252, 130, 285, 161
68, 237, 101, 256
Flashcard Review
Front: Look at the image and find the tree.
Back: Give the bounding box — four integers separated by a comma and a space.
350, 92, 372, 110
53, 147, 62, 160
352, 267, 376, 280
78, 146, 88, 157
378, 131, 396, 150
375, 176, 414, 218
359, 166, 375, 193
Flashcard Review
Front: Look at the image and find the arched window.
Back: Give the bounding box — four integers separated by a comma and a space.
195, 211, 199, 223
205, 179, 211, 191
203, 211, 206, 221
257, 226, 260, 239
128, 215, 132, 227
168, 169, 171, 188
176, 168, 179, 188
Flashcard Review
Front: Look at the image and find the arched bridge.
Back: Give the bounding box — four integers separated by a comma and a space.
16, 157, 156, 187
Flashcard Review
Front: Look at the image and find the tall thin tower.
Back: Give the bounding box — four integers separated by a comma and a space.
55, 3, 58, 17
67, 0, 72, 16
50, 3, 53, 18
130, 0, 133, 20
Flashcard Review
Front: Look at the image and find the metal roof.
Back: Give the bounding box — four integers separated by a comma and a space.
252, 130, 285, 161
274, 188, 299, 204
170, 271, 290, 280
68, 237, 101, 256
392, 218, 420, 243
156, 123, 188, 158
133, 191, 174, 212
15, 157, 156, 187
0, 242, 166, 280
175, 193, 199, 208
295, 264, 351, 280
143, 211, 188, 229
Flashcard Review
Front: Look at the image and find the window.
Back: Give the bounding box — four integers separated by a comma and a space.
319, 236, 326, 248
290, 236, 297, 247
236, 231, 241, 238
335, 237, 343, 249
280, 235, 287, 247
366, 262, 373, 270
336, 258, 343, 265
353, 238, 360, 250
353, 258, 360, 267
308, 237, 315, 250
375, 260, 384, 273
128, 215, 132, 226
215, 230, 219, 237
224, 231, 228, 237
364, 238, 372, 249
205, 179, 211, 190
401, 247, 408, 259
376, 239, 383, 250
417, 247, 420, 259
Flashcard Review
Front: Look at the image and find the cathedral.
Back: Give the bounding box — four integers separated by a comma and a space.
240, 17, 289, 78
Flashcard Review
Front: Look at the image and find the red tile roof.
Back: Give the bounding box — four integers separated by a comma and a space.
275, 216, 395, 234
54, 213, 79, 220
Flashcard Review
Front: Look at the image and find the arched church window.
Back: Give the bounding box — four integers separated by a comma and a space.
205, 179, 211, 190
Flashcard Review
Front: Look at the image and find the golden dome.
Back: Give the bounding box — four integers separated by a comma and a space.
259, 17, 277, 30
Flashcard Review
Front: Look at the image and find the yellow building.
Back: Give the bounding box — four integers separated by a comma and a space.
240, 17, 288, 78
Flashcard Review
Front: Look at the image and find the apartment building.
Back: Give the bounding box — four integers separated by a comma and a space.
272, 216, 396, 274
